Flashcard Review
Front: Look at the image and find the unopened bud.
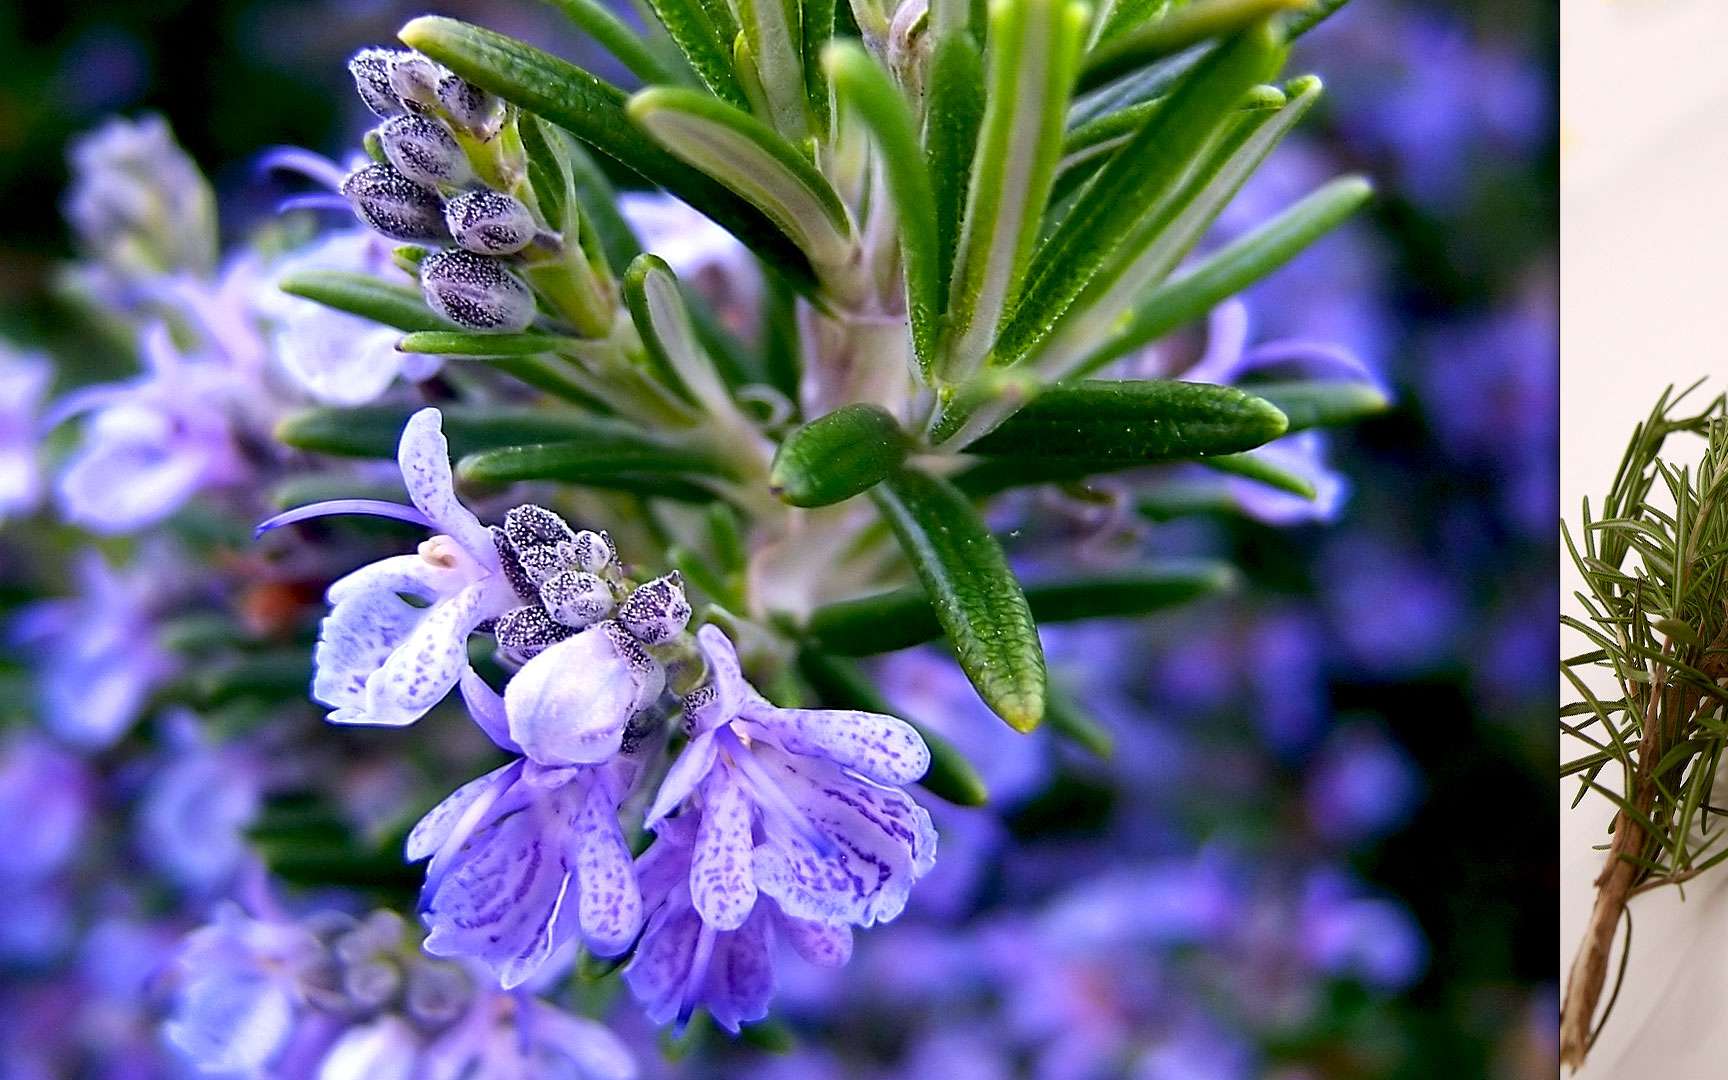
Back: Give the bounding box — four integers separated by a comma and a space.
618, 572, 690, 645
349, 48, 407, 118
419, 249, 536, 332
541, 571, 614, 630
572, 530, 614, 574
389, 53, 446, 115
379, 114, 472, 189
438, 74, 505, 140
503, 504, 575, 550
445, 190, 536, 255
494, 604, 574, 657
340, 163, 449, 244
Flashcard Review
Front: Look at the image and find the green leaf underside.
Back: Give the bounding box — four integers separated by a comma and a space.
796, 650, 990, 805
770, 403, 908, 506
279, 271, 448, 333
1202, 450, 1316, 497
826, 43, 941, 370
628, 87, 852, 274
399, 16, 816, 289
991, 23, 1281, 369
806, 562, 1236, 654
625, 254, 742, 420
1083, 174, 1371, 373
868, 469, 1047, 730
965, 380, 1287, 460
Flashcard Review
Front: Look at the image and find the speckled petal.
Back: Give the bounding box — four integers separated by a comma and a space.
750, 748, 937, 927
622, 895, 702, 1028
504, 622, 665, 767
776, 911, 854, 967
690, 773, 757, 931
572, 780, 643, 956
397, 408, 493, 557
358, 583, 488, 726
701, 907, 774, 1034
458, 667, 520, 753
325, 553, 457, 606
691, 624, 747, 731
742, 700, 930, 786
406, 760, 517, 862
313, 588, 424, 724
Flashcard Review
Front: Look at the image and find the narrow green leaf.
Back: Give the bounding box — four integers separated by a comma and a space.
628, 87, 853, 279
641, 0, 751, 107
1089, 0, 1171, 48
965, 380, 1287, 460
1246, 378, 1389, 432
623, 253, 745, 423
924, 34, 986, 303
279, 271, 448, 333
807, 562, 1236, 654
797, 650, 991, 805
802, 0, 837, 133
868, 469, 1045, 730
1032, 76, 1318, 377
1285, 0, 1352, 39
544, 122, 647, 277
397, 330, 579, 356
1202, 450, 1316, 497
458, 439, 736, 486
1067, 43, 1201, 127
1654, 618, 1704, 649
276, 405, 628, 460
1080, 0, 1304, 92
771, 404, 909, 507
940, 0, 1089, 381
735, 0, 811, 138
1079, 175, 1371, 373
825, 42, 941, 369
1044, 687, 1115, 758
992, 22, 1281, 369
542, 0, 687, 85
399, 16, 816, 290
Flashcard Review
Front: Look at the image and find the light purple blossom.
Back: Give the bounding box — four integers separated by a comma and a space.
136, 711, 263, 893
1298, 872, 1427, 992
0, 734, 90, 887
296, 408, 518, 726
1303, 723, 1421, 845
646, 625, 936, 930
51, 323, 250, 534
12, 549, 176, 749
63, 114, 217, 277
410, 670, 645, 989
0, 345, 51, 523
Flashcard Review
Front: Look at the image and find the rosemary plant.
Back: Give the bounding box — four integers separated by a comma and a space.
1561, 385, 1728, 1068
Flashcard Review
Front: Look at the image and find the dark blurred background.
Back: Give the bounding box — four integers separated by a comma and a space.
0, 0, 1557, 1074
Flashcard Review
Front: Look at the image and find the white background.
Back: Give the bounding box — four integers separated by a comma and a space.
1561, 1, 1728, 1076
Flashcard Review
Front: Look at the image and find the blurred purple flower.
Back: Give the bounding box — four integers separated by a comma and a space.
0, 346, 52, 523
136, 711, 263, 893
1304, 723, 1421, 845
1299, 872, 1427, 992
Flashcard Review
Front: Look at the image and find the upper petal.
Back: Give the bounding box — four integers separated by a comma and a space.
643, 730, 718, 828
742, 700, 930, 787
691, 624, 747, 731
397, 408, 492, 557
458, 667, 520, 753
504, 623, 665, 767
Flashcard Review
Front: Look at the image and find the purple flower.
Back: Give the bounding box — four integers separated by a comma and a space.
63, 114, 217, 277
645, 625, 937, 931
0, 734, 90, 886
163, 904, 324, 1073
51, 323, 249, 534
502, 619, 668, 767
0, 345, 51, 523
409, 670, 645, 988
1299, 872, 1427, 992
283, 408, 519, 727
136, 711, 263, 893
12, 549, 175, 749
1303, 723, 1421, 845
623, 813, 855, 1032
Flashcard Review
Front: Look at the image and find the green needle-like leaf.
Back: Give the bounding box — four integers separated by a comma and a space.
542, 0, 687, 85
628, 87, 854, 281
1246, 378, 1390, 432
797, 650, 991, 806
802, 0, 836, 132
964, 380, 1288, 460
924, 33, 985, 302
641, 0, 751, 107
277, 405, 632, 460
1080, 175, 1372, 373
770, 403, 909, 506
734, 0, 811, 139
457, 439, 737, 487
992, 22, 1281, 369
1080, 0, 1305, 93
940, 0, 1089, 381
869, 469, 1047, 730
825, 42, 941, 370
1202, 450, 1317, 497
624, 254, 747, 424
806, 562, 1236, 654
399, 16, 815, 289
279, 271, 448, 333
1044, 688, 1115, 758
396, 331, 579, 356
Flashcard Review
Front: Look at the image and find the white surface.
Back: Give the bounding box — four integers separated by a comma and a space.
1561, 2, 1728, 1076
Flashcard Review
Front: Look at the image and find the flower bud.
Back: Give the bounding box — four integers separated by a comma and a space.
572, 530, 614, 574
617, 572, 690, 645
445, 190, 536, 256
540, 571, 614, 630
494, 604, 575, 658
388, 53, 446, 115
503, 504, 576, 550
379, 115, 472, 189
438, 74, 505, 140
348, 48, 407, 118
340, 163, 449, 244
419, 249, 536, 332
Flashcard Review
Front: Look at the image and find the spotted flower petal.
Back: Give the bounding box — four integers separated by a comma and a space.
690, 772, 758, 931
397, 408, 493, 558
504, 622, 665, 766
741, 699, 930, 787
